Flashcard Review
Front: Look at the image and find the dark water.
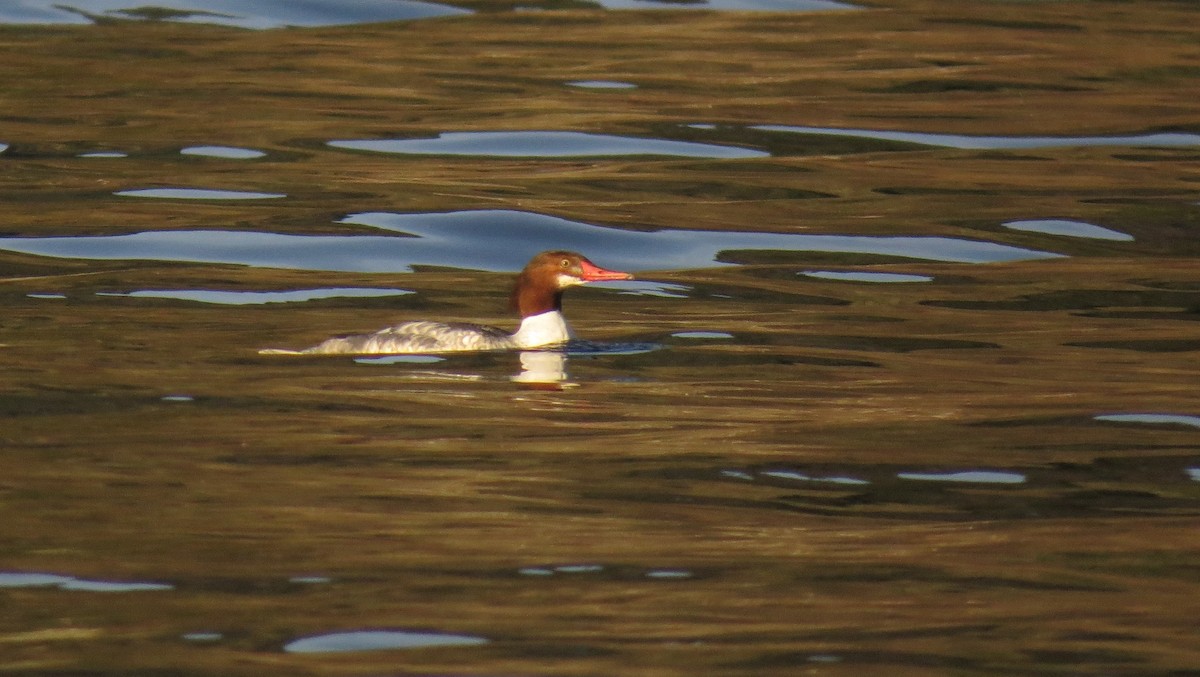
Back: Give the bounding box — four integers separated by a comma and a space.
2, 1, 1200, 675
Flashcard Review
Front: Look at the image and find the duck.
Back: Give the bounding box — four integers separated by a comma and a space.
262, 250, 632, 355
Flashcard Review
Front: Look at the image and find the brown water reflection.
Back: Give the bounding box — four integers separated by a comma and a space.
2, 0, 1200, 675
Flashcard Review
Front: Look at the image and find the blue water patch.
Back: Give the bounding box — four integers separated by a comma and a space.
646, 569, 693, 579
0, 571, 173, 592
161, 395, 194, 402
593, 0, 857, 9
289, 576, 333, 584
182, 632, 223, 642
354, 355, 446, 365
759, 469, 870, 485
97, 288, 414, 305
567, 80, 637, 89
329, 131, 768, 159
801, 270, 933, 283
605, 280, 691, 298
1095, 413, 1200, 429
181, 145, 266, 159
27, 292, 68, 299
751, 125, 1200, 150
897, 470, 1027, 484
672, 331, 733, 339
116, 188, 286, 200
0, 209, 1061, 273
284, 629, 488, 653
555, 564, 605, 573
1002, 219, 1133, 241
1, 0, 469, 28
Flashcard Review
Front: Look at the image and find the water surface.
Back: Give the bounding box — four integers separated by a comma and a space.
2, 2, 1199, 676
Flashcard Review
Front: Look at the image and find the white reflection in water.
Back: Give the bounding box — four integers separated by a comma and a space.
0, 209, 1061, 273
1187, 468, 1200, 482
897, 470, 1027, 484
97, 287, 414, 305
0, 0, 469, 28
330, 131, 769, 159
0, 571, 173, 592
79, 151, 127, 158
752, 125, 1200, 150
284, 630, 488, 653
1003, 219, 1133, 241
801, 270, 933, 283
1095, 413, 1200, 428
181, 145, 266, 159
514, 350, 569, 385
115, 188, 285, 200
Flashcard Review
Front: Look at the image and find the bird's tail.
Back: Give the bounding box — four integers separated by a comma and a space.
258, 348, 305, 356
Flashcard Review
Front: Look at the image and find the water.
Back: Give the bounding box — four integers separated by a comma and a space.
2, 2, 1200, 675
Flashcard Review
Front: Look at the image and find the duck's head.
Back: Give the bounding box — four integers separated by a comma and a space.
510, 251, 633, 317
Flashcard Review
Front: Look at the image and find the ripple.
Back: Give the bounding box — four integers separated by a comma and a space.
284, 630, 488, 653
1095, 413, 1200, 429
1002, 219, 1133, 241
752, 125, 1200, 150
801, 270, 933, 283
593, 0, 857, 10
1, 0, 469, 28
181, 145, 267, 159
97, 287, 414, 305
329, 131, 768, 159
0, 571, 173, 592
0, 209, 1061, 273
897, 470, 1027, 484
115, 188, 285, 200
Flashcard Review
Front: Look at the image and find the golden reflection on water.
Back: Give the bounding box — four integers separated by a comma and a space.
2, 0, 1200, 674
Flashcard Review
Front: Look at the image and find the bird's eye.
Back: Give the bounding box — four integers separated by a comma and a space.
560, 258, 570, 268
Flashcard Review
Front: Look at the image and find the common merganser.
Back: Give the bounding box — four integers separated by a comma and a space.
263, 251, 632, 355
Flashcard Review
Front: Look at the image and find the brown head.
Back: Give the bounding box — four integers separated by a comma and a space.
509, 250, 633, 318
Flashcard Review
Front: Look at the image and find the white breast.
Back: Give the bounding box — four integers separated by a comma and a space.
510, 310, 574, 348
